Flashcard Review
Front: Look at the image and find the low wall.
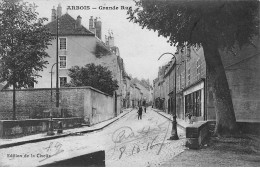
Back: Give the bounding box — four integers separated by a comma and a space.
237, 122, 260, 135
185, 121, 209, 149
0, 117, 83, 138
0, 86, 116, 126
88, 89, 115, 125
207, 121, 260, 136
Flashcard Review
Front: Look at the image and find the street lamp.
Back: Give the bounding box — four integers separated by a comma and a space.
158, 52, 179, 140
47, 13, 60, 136
50, 62, 57, 102
47, 62, 58, 136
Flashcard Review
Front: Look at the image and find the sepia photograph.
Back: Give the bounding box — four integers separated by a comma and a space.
0, 0, 259, 167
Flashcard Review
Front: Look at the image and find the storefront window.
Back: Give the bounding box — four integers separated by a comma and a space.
185, 90, 201, 117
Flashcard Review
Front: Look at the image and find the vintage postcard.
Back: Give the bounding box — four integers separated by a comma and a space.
0, 0, 259, 167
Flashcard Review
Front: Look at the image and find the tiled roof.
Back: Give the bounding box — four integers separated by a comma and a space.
46, 13, 94, 36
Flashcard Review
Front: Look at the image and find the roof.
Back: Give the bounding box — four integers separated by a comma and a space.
117, 56, 128, 78
46, 13, 94, 36
131, 78, 151, 91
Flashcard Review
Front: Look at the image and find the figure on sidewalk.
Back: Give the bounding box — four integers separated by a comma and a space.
137, 106, 143, 120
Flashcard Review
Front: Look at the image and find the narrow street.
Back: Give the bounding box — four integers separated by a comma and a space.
0, 108, 186, 167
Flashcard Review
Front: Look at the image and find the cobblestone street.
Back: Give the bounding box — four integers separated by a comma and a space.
0, 107, 186, 167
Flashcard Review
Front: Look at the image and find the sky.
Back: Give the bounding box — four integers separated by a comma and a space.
26, 0, 176, 83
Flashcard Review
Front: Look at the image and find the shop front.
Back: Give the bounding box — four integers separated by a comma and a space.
183, 80, 205, 122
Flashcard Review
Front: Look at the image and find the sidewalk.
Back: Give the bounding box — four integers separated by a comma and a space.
161, 135, 260, 167
152, 108, 190, 130
153, 109, 260, 167
0, 108, 134, 149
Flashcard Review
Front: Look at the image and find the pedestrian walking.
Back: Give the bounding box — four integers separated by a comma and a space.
137, 106, 143, 120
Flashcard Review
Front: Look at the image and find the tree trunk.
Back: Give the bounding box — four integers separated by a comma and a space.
202, 42, 237, 136
12, 81, 16, 120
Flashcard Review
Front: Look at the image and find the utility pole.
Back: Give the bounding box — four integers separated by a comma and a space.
56, 15, 59, 110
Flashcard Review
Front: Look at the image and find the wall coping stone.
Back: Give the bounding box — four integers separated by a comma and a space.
1, 86, 112, 97
0, 117, 82, 122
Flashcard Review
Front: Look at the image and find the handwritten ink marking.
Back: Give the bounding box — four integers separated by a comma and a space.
146, 143, 150, 151
157, 120, 171, 155
119, 146, 126, 159
150, 135, 158, 150
43, 142, 53, 152
110, 120, 171, 159
39, 142, 64, 162
112, 120, 168, 145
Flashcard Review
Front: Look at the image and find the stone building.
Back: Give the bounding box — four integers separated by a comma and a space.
122, 73, 132, 108
130, 78, 152, 107
154, 36, 260, 129
174, 45, 207, 121
33, 5, 128, 115
153, 65, 167, 111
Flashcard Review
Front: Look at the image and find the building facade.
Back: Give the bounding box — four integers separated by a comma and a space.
154, 37, 260, 124
33, 5, 128, 115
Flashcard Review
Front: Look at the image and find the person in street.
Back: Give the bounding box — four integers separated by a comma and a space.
137, 106, 143, 120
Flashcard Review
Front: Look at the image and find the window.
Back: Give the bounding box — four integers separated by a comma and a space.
196, 59, 201, 80
181, 71, 185, 88
187, 68, 191, 86
187, 46, 191, 59
185, 90, 201, 117
60, 77, 67, 87
59, 56, 67, 69
59, 38, 67, 50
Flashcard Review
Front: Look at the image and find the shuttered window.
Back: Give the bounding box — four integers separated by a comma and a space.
59, 56, 67, 69
59, 38, 67, 50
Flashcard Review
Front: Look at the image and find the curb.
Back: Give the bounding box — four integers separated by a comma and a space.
0, 109, 134, 149
80, 108, 134, 134
152, 109, 186, 130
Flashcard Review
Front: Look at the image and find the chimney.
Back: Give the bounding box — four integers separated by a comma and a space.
94, 17, 97, 28
107, 30, 114, 47
89, 16, 94, 29
105, 35, 108, 46
75, 15, 82, 29
57, 3, 62, 18
51, 6, 56, 21
95, 19, 102, 40
108, 36, 114, 47
89, 16, 96, 34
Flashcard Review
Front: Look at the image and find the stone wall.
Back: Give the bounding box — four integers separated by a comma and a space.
219, 36, 260, 122
0, 117, 83, 138
0, 86, 115, 125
